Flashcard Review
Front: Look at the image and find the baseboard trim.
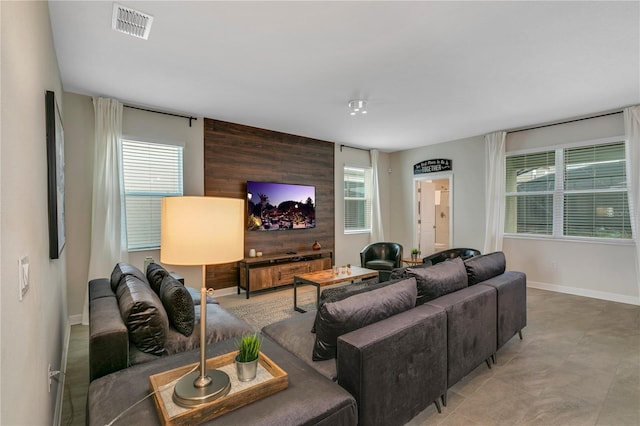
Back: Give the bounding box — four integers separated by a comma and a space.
213, 287, 240, 298
528, 281, 640, 306
68, 314, 83, 326
53, 322, 71, 426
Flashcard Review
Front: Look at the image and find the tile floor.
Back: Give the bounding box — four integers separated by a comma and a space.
62, 288, 640, 425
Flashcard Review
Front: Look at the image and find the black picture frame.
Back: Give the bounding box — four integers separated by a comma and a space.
46, 90, 65, 259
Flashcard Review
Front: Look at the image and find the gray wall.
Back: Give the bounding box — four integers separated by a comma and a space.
63, 93, 205, 321
1, 1, 67, 423
504, 113, 638, 304
388, 135, 487, 255
387, 113, 638, 305
334, 145, 392, 267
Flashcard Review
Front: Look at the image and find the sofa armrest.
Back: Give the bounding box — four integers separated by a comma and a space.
89, 280, 129, 381
337, 304, 447, 426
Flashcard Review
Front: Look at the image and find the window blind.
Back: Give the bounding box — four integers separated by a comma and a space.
563, 142, 630, 238
505, 150, 555, 235
505, 140, 631, 240
344, 166, 372, 232
121, 139, 184, 250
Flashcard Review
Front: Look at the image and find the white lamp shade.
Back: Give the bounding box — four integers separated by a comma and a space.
161, 196, 244, 266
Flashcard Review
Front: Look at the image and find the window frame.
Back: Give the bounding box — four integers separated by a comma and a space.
121, 138, 184, 251
504, 136, 632, 244
343, 165, 372, 234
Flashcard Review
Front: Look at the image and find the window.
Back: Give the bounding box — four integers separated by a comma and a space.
121, 139, 184, 250
344, 166, 372, 233
505, 140, 631, 240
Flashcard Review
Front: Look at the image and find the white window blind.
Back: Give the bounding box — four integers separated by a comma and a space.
344, 166, 372, 233
505, 140, 631, 240
563, 142, 630, 238
121, 139, 184, 250
505, 151, 555, 235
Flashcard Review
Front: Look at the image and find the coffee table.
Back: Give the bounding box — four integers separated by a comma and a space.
293, 266, 379, 313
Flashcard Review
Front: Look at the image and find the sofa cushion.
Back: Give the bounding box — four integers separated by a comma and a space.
110, 262, 148, 293
364, 259, 395, 270
406, 257, 468, 305
116, 274, 169, 355
159, 275, 195, 336
312, 277, 417, 361
312, 277, 394, 333
146, 262, 168, 295
464, 251, 506, 285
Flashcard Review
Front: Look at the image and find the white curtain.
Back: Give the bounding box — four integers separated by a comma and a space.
483, 131, 507, 253
624, 106, 640, 300
370, 149, 385, 242
81, 97, 128, 324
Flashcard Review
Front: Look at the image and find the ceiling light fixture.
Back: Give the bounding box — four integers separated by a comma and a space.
112, 3, 154, 40
348, 100, 368, 116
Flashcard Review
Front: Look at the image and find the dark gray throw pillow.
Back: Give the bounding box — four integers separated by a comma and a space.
159, 275, 195, 336
110, 262, 148, 293
464, 251, 506, 285
311, 277, 389, 333
312, 277, 417, 361
146, 262, 169, 295
116, 275, 168, 355
406, 257, 468, 305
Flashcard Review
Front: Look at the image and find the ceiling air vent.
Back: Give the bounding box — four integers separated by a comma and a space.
112, 3, 154, 40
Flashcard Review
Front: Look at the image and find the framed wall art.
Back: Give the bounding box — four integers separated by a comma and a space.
45, 90, 65, 259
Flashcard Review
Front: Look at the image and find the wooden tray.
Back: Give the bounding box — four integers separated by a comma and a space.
149, 351, 288, 425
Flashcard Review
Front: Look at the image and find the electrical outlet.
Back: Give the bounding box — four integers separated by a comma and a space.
18, 256, 29, 301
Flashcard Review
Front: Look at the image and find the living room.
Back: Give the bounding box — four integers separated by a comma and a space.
2, 1, 639, 425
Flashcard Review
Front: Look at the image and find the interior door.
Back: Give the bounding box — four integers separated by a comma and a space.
417, 180, 436, 255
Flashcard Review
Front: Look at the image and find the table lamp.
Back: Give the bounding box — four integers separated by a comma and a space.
161, 196, 244, 407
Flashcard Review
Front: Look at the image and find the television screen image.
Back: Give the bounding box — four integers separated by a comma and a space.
247, 181, 316, 231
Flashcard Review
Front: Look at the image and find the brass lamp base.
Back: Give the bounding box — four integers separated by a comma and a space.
172, 370, 231, 408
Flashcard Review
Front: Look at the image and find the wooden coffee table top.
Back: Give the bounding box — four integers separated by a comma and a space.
294, 266, 378, 287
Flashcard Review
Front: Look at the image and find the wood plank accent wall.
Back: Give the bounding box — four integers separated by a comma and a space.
204, 118, 335, 290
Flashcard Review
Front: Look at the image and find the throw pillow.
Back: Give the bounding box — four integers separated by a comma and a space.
146, 262, 169, 295
406, 257, 468, 305
464, 251, 506, 285
116, 274, 169, 355
310, 277, 388, 333
312, 277, 417, 361
159, 275, 195, 336
110, 262, 148, 293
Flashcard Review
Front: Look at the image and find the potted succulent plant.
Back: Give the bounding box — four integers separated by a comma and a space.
235, 332, 262, 382
411, 248, 421, 261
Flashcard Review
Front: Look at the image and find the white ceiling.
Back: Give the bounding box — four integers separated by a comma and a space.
48, 1, 640, 152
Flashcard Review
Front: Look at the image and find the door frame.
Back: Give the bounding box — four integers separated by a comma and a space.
413, 173, 454, 255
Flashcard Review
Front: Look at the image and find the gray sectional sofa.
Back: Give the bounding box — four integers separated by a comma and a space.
263, 251, 527, 424
87, 252, 525, 425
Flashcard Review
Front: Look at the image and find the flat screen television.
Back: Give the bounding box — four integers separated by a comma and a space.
247, 181, 316, 231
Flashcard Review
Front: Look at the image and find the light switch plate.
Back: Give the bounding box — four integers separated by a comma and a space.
19, 256, 29, 301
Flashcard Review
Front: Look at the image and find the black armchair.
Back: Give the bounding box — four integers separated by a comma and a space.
360, 242, 403, 274
422, 248, 481, 266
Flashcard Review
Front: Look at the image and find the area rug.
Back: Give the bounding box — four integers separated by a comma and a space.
217, 287, 317, 331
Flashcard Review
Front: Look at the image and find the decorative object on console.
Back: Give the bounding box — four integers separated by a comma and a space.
312, 240, 321, 250
235, 332, 262, 382
161, 196, 244, 407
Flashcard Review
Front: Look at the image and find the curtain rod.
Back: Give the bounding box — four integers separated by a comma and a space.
124, 105, 197, 127
340, 144, 370, 152
509, 111, 622, 134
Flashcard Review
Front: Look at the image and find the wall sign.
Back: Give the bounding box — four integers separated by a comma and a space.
413, 159, 452, 175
